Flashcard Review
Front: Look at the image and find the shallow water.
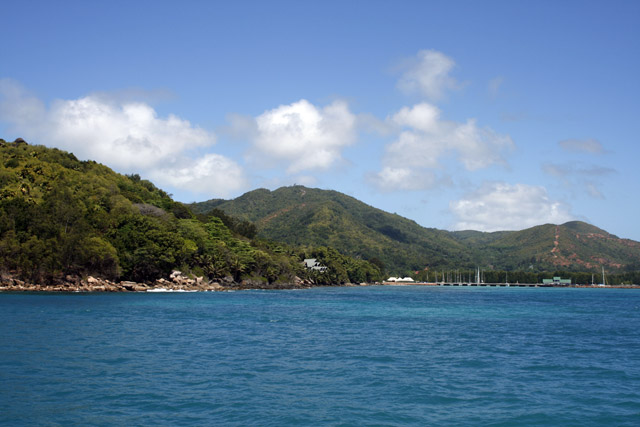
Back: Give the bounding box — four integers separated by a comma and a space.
1, 286, 639, 425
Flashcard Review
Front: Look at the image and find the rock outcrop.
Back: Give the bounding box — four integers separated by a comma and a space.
0, 270, 322, 292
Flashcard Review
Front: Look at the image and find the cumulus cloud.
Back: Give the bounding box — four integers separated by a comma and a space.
373, 50, 517, 193
371, 103, 514, 191
450, 182, 575, 231
0, 79, 246, 198
391, 103, 441, 132
369, 167, 438, 192
248, 99, 356, 173
148, 154, 247, 198
51, 98, 215, 170
397, 50, 460, 100
559, 138, 605, 154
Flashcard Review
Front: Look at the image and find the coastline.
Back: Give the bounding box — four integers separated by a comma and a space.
382, 281, 640, 289
2, 273, 637, 293
0, 271, 376, 293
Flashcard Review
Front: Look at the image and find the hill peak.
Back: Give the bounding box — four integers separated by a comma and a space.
192, 186, 640, 273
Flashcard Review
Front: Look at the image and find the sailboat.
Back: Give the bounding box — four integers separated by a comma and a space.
598, 266, 606, 287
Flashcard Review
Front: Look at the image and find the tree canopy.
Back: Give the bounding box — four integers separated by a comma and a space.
0, 139, 382, 285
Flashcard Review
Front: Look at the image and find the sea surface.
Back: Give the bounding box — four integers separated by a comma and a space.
1, 286, 639, 426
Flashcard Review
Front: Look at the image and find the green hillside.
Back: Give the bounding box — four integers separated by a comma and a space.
194, 186, 640, 274
193, 185, 476, 274
4, 136, 635, 286
0, 139, 382, 285
460, 221, 640, 272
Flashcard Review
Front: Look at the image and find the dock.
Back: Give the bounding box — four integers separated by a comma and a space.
435, 282, 548, 287
383, 282, 548, 287
382, 281, 639, 288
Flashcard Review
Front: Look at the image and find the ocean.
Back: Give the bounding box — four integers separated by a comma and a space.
1, 286, 639, 426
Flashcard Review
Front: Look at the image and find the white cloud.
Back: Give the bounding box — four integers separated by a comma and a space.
250, 99, 356, 173
385, 130, 443, 169
377, 51, 514, 193
451, 119, 514, 170
559, 138, 604, 154
0, 79, 246, 199
149, 154, 247, 198
397, 50, 459, 100
48, 97, 213, 170
391, 103, 440, 132
450, 182, 575, 231
372, 103, 514, 191
369, 167, 437, 192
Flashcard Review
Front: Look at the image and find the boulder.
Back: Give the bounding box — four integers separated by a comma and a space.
120, 281, 138, 291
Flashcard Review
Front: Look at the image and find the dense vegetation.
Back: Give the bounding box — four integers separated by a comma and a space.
193, 186, 640, 276
191, 186, 474, 274
2, 138, 638, 287
0, 139, 382, 285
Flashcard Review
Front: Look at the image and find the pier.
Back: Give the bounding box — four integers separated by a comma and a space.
382, 281, 638, 288
435, 282, 549, 287
382, 282, 550, 287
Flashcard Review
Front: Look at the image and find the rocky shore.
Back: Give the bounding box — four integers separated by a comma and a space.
0, 271, 372, 293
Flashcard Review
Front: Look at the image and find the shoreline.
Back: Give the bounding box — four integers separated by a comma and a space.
0, 271, 377, 293
383, 281, 640, 289
2, 279, 638, 293
2, 271, 637, 293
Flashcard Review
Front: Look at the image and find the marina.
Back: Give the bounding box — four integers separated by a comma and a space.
383, 281, 639, 288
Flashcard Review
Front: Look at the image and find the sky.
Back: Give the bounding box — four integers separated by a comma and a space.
1, 0, 639, 240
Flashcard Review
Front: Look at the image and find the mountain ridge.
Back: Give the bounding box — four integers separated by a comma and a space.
192, 186, 640, 274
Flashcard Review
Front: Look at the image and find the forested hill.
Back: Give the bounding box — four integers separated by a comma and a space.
3, 137, 637, 285
0, 139, 382, 285
191, 186, 472, 273
450, 221, 640, 272
192, 186, 640, 274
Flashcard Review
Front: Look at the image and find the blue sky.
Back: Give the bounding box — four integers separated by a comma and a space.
2, 0, 639, 240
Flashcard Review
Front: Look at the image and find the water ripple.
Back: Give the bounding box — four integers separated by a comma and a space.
1, 288, 639, 425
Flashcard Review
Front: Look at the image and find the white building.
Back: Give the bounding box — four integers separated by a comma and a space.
303, 258, 328, 272
387, 277, 414, 282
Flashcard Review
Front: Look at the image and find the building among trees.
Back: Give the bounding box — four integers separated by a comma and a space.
303, 259, 328, 272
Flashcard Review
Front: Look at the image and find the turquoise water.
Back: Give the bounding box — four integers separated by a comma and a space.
1, 286, 639, 426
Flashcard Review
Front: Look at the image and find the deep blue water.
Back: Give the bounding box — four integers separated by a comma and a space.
1, 286, 640, 426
